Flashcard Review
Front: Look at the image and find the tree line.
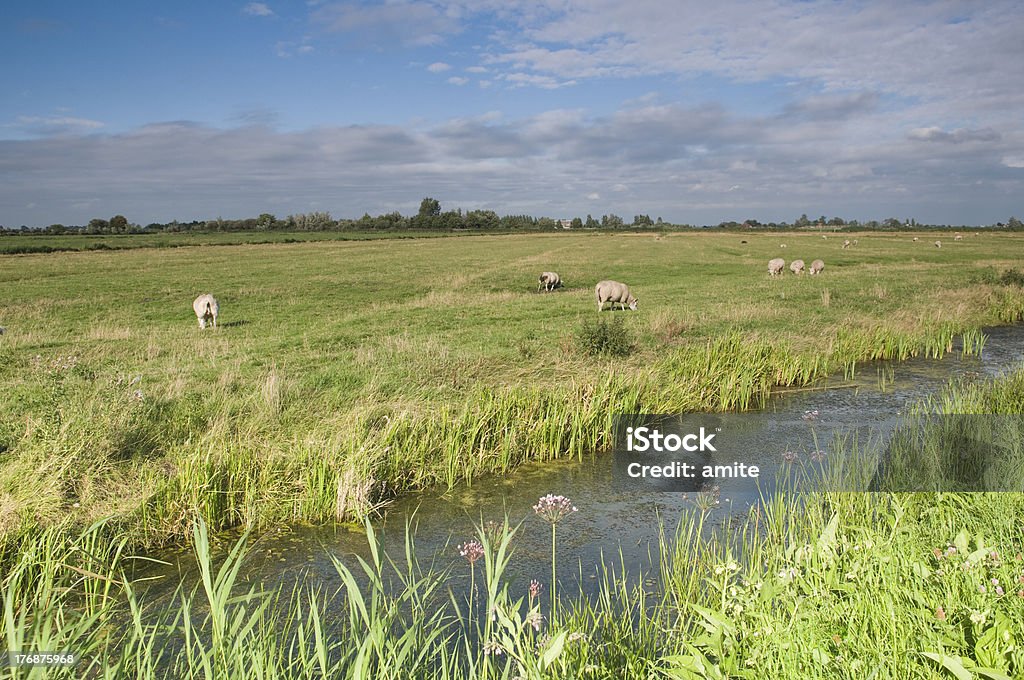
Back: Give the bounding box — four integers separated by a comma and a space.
1, 201, 1021, 235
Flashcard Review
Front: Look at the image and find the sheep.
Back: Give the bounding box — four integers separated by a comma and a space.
538, 271, 562, 292
954, 233, 963, 241
913, 237, 919, 242
779, 244, 787, 248
852, 239, 859, 246
193, 294, 219, 329
790, 259, 805, 275
595, 280, 638, 312
842, 239, 851, 249
934, 240, 942, 248
768, 258, 785, 276
809, 259, 825, 275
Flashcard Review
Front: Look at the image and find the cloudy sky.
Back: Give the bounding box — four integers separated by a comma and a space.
2, 1, 1022, 227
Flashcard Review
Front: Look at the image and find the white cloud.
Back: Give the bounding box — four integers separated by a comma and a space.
427, 62, 451, 73
447, 76, 469, 86
243, 3, 274, 17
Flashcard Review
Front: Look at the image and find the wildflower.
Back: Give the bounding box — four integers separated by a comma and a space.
529, 579, 543, 600
693, 485, 721, 512
1018, 574, 1024, 584
533, 494, 578, 525
132, 389, 144, 401
782, 450, 798, 463
568, 632, 587, 643
992, 578, 1000, 587
969, 610, 987, 625
935, 606, 946, 621
932, 548, 943, 559
978, 585, 986, 594
1018, 590, 1024, 598
810, 449, 827, 462
483, 640, 504, 656
458, 540, 485, 565
831, 635, 842, 645
996, 586, 1004, 596
1015, 553, 1023, 562
802, 409, 819, 421
945, 546, 957, 557
525, 610, 544, 632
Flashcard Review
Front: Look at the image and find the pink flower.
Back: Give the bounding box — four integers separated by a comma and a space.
935, 606, 946, 621
458, 540, 484, 565
533, 495, 578, 525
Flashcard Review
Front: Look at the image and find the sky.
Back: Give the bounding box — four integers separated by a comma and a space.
1, 1, 1022, 227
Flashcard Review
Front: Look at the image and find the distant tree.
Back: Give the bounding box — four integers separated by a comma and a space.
87, 218, 109, 234
794, 213, 811, 228
571, 217, 583, 229
585, 214, 598, 228
256, 213, 276, 230
109, 214, 129, 233
601, 214, 624, 228
418, 197, 441, 217
1007, 216, 1023, 230
882, 218, 901, 229
46, 224, 66, 234
465, 209, 499, 230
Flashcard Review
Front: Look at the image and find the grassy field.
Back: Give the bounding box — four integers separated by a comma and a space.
3, 368, 1023, 678
2, 230, 1024, 548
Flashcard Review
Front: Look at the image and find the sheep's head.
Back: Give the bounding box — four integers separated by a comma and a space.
629, 297, 638, 311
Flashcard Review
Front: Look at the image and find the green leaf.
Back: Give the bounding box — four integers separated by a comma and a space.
921, 652, 974, 680
540, 631, 567, 669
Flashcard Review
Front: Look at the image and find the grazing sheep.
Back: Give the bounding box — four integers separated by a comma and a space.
768, 258, 785, 276
954, 233, 963, 241
913, 237, 919, 242
842, 239, 851, 249
780, 244, 787, 249
790, 259, 805, 275
595, 280, 638, 312
538, 271, 562, 292
193, 294, 219, 329
809, 259, 825, 275
822, 235, 828, 239
934, 240, 942, 248
852, 239, 859, 246
740, 240, 747, 244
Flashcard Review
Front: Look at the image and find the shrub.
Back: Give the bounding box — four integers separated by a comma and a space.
998, 268, 1024, 286
574, 316, 635, 357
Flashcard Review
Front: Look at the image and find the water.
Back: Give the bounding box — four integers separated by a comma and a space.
133, 325, 1024, 606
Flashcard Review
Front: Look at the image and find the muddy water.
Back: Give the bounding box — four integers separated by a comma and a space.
134, 324, 1024, 604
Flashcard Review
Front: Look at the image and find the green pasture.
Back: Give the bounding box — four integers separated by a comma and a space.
1, 230, 1024, 544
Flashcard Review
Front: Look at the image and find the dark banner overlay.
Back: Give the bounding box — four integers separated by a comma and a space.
612, 413, 1024, 494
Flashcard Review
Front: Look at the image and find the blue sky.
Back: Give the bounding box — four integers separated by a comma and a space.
2, 1, 1022, 226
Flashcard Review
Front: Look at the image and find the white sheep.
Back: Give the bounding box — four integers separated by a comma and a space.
809, 259, 825, 275
193, 294, 219, 329
842, 239, 851, 249
790, 259, 805, 275
934, 240, 942, 248
538, 271, 562, 292
768, 258, 785, 276
595, 280, 638, 312
913, 237, 919, 242
954, 233, 963, 241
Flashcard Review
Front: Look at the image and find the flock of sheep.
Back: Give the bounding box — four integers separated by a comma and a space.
538, 272, 639, 312
768, 257, 825, 277
189, 233, 970, 328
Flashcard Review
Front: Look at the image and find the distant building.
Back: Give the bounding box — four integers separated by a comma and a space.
559, 219, 573, 229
